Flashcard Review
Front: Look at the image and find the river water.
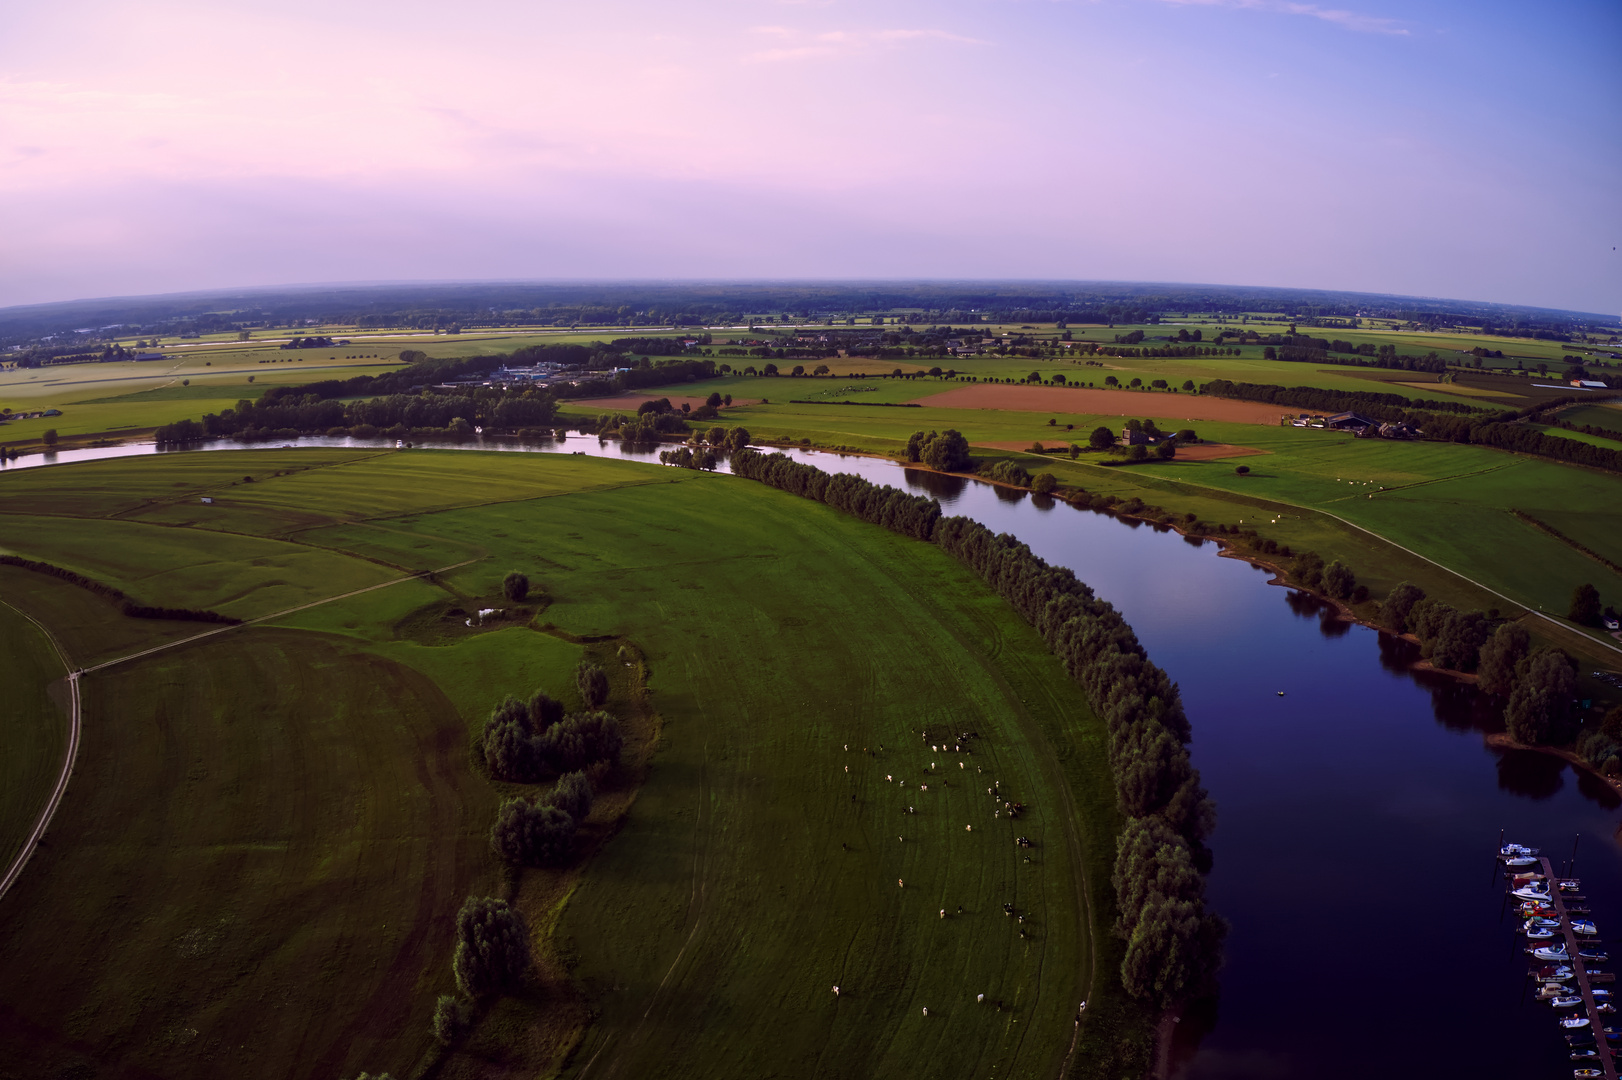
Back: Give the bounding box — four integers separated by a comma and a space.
6, 433, 1616, 1077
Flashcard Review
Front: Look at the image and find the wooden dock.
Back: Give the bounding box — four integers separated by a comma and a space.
1538, 856, 1617, 1080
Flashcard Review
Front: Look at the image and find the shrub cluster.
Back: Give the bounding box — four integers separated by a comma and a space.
0, 555, 241, 624
490, 771, 595, 867
482, 685, 623, 783
1199, 378, 1480, 418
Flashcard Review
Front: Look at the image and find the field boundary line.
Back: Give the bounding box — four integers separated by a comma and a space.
1306, 507, 1622, 659
0, 602, 80, 906
80, 558, 479, 675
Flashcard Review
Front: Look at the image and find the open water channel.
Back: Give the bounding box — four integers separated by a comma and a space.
7, 433, 1620, 1077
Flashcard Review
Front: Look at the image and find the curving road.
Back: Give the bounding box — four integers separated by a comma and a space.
0, 559, 477, 907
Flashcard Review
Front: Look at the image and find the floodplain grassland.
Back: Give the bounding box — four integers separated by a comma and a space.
0, 450, 1126, 1080
0, 603, 68, 876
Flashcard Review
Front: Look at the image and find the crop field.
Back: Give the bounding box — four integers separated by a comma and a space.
0, 449, 1123, 1080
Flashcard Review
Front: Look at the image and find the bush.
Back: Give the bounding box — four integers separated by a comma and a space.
1031, 472, 1058, 495
1155, 440, 1175, 460
1234, 465, 1249, 475
503, 571, 530, 602
576, 660, 609, 709
1125, 444, 1148, 462
432, 994, 473, 1045
491, 799, 577, 866
452, 897, 533, 999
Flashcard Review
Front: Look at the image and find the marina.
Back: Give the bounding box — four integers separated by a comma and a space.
1504, 841, 1619, 1079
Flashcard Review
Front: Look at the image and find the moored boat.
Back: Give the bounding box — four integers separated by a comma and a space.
1562, 1015, 1593, 1029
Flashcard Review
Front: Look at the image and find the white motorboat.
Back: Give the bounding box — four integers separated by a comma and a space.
1528, 928, 1560, 941
1553, 996, 1585, 1009
1573, 920, 1599, 936
1536, 945, 1573, 961
1562, 1015, 1592, 1029
1502, 843, 1539, 856
1504, 856, 1539, 867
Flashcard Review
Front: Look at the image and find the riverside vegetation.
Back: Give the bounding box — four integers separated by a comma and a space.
0, 447, 1171, 1080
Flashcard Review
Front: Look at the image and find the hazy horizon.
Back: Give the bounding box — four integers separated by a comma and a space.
2, 0, 1617, 313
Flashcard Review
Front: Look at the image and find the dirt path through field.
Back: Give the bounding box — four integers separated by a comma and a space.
911, 384, 1286, 425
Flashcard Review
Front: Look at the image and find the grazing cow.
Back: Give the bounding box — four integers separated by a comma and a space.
922, 1007, 929, 1017
965, 825, 973, 832
977, 993, 985, 1004
899, 879, 904, 888
939, 909, 945, 919
833, 985, 840, 996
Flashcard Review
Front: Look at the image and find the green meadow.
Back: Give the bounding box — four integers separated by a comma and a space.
0, 449, 1126, 1080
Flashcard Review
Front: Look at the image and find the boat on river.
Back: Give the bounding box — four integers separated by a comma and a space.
1562, 1015, 1593, 1029
1528, 927, 1560, 941
1504, 856, 1539, 867
1517, 884, 1555, 901
1553, 996, 1586, 1009
1575, 1068, 1604, 1078
1536, 945, 1573, 961
1573, 920, 1599, 935
1581, 950, 1610, 963
1503, 843, 1540, 857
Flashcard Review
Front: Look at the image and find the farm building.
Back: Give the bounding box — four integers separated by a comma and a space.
1121, 427, 1149, 446
1326, 412, 1376, 433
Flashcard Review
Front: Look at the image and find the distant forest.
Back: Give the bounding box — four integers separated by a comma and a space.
0, 281, 1615, 352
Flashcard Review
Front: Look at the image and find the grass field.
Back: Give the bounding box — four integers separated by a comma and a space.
0, 449, 1127, 1080
0, 603, 68, 878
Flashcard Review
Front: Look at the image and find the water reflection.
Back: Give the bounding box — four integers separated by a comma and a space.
898, 467, 968, 502
1496, 748, 1567, 801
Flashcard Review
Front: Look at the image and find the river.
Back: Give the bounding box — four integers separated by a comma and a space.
6, 432, 1616, 1077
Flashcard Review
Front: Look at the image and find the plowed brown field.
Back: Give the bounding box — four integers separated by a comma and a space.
912, 384, 1286, 425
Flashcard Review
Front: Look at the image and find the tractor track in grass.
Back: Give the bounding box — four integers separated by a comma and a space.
0, 557, 479, 908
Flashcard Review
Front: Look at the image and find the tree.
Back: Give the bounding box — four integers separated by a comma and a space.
491, 799, 577, 866
1088, 426, 1115, 451
41, 429, 57, 446
502, 571, 530, 602
1129, 378, 1143, 388
725, 426, 751, 453
1031, 472, 1057, 495
1504, 647, 1578, 745
791, 365, 805, 376
545, 770, 593, 822
1570, 583, 1602, 626
1431, 609, 1489, 671
1234, 465, 1249, 475
528, 690, 564, 730
432, 994, 473, 1045
705, 391, 722, 407
1380, 582, 1426, 633
920, 429, 972, 471
1477, 622, 1530, 696
1175, 429, 1197, 443
1155, 440, 1176, 460
813, 364, 830, 376
452, 897, 534, 1000
576, 660, 609, 709
1151, 379, 1168, 390
1294, 551, 1324, 591
1104, 376, 1119, 387
1322, 561, 1355, 601
483, 696, 539, 782
708, 426, 727, 445
538, 711, 624, 772
1182, 380, 1196, 391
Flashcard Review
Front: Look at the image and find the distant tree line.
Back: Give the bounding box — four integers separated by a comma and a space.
0, 555, 241, 624
1199, 378, 1481, 418
727, 453, 1224, 1009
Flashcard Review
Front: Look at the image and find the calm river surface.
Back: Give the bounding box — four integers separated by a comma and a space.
8, 433, 1618, 1077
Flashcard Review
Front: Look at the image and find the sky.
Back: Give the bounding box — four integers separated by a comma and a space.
1, 0, 1618, 314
